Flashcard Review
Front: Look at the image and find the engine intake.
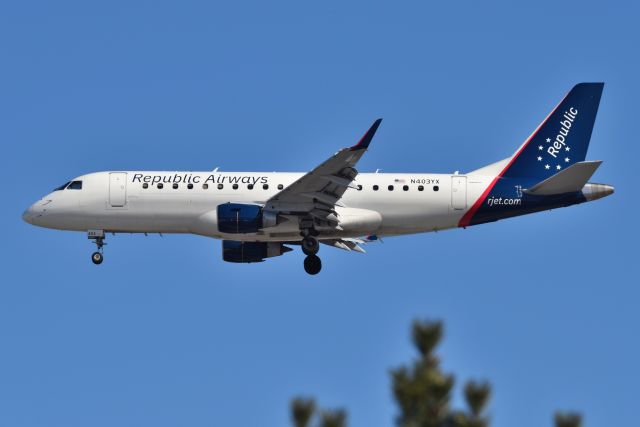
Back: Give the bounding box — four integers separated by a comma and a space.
217, 203, 265, 234
222, 240, 292, 263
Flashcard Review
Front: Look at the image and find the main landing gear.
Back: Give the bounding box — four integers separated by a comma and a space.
303, 253, 322, 275
88, 230, 106, 265
301, 235, 322, 275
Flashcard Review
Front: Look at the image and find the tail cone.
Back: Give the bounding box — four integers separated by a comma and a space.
582, 183, 614, 201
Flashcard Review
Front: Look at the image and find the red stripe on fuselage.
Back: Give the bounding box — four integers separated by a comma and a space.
457, 90, 570, 227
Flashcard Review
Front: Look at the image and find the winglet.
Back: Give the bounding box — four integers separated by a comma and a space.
350, 118, 382, 151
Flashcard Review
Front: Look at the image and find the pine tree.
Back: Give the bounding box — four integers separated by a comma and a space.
390, 320, 491, 427
390, 321, 455, 427
291, 320, 583, 427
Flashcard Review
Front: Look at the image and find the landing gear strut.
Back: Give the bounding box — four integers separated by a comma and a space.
88, 230, 106, 265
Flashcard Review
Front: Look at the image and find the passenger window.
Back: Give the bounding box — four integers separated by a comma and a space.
357, 185, 362, 191
248, 184, 254, 190
433, 185, 439, 192
218, 184, 224, 190
202, 184, 209, 189
157, 183, 164, 189
263, 184, 269, 190
373, 185, 379, 191
173, 183, 179, 189
232, 184, 239, 190
418, 185, 424, 191
278, 184, 284, 190
388, 185, 394, 191
403, 185, 409, 191
187, 183, 193, 189
142, 183, 149, 189
53, 182, 71, 191
67, 181, 83, 190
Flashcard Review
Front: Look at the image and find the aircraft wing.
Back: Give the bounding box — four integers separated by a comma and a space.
264, 119, 382, 222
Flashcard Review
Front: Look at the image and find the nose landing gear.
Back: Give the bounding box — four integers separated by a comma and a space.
91, 251, 104, 265
88, 230, 106, 265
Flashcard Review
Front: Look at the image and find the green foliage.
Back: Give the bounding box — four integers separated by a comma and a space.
319, 409, 347, 427
290, 398, 346, 427
392, 320, 479, 427
292, 398, 316, 427
412, 320, 444, 359
464, 381, 491, 417
555, 412, 582, 427
291, 320, 584, 427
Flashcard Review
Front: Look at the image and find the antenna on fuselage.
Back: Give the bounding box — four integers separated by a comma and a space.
213, 167, 219, 172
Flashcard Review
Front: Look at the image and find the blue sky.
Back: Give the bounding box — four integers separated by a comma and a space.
1, 1, 637, 426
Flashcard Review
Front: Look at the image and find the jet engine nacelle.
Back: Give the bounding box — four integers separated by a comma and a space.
222, 240, 292, 263
217, 203, 278, 234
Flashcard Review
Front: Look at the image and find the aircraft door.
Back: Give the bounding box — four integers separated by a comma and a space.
109, 172, 127, 207
451, 175, 467, 210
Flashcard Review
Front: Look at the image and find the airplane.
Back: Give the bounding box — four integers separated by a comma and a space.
23, 83, 613, 275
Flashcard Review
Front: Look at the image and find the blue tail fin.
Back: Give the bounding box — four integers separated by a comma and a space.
503, 83, 604, 180
460, 83, 605, 227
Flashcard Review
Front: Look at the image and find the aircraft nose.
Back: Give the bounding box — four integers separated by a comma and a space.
22, 206, 34, 224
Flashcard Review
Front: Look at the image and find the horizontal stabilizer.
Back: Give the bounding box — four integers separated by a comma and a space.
524, 161, 602, 195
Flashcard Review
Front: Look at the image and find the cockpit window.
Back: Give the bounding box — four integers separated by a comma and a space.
67, 181, 83, 190
53, 181, 71, 191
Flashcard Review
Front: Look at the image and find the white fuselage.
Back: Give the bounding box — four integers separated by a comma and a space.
23, 170, 493, 241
